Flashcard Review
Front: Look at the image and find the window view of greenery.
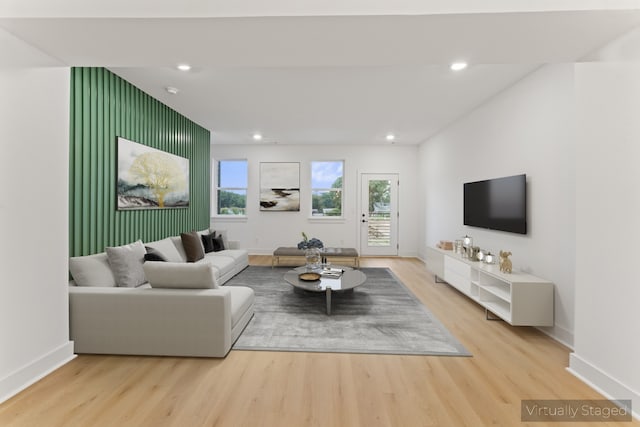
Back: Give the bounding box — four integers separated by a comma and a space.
311, 161, 343, 216
217, 160, 247, 215
367, 180, 392, 246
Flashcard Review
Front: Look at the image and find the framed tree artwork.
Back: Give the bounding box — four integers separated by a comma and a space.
116, 137, 189, 210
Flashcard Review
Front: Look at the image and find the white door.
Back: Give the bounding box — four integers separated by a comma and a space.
359, 174, 399, 256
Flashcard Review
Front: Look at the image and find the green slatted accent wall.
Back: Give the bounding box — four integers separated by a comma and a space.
69, 67, 210, 257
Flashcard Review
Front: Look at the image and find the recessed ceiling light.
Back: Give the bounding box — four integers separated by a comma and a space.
177, 64, 191, 71
165, 86, 179, 94
386, 133, 396, 142
450, 62, 468, 71
252, 133, 263, 141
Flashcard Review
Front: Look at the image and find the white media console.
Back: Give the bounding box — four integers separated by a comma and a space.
426, 247, 554, 327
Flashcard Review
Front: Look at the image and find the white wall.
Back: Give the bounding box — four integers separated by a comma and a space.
569, 60, 640, 417
418, 64, 577, 345
210, 144, 419, 257
0, 31, 74, 403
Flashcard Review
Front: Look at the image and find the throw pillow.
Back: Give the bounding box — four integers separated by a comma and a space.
201, 232, 216, 253
211, 229, 229, 249
105, 240, 147, 287
181, 231, 205, 262
143, 262, 218, 289
213, 234, 225, 252
69, 252, 117, 287
144, 246, 167, 262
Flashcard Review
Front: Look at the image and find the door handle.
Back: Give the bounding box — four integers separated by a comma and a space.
361, 219, 368, 223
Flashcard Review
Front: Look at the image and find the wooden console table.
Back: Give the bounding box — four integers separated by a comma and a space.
272, 247, 359, 268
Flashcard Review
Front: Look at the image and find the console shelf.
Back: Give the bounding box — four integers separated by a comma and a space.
426, 247, 554, 326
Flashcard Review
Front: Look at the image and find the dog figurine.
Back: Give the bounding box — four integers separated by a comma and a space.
499, 251, 512, 273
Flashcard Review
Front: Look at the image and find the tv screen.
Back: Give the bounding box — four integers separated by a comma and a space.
464, 174, 527, 234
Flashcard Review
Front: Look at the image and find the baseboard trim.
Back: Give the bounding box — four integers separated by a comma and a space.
0, 341, 75, 404
568, 352, 639, 421
536, 323, 574, 350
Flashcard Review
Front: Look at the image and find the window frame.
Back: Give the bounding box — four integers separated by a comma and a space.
214, 159, 248, 217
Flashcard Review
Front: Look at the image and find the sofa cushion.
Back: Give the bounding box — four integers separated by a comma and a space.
69, 252, 117, 287
144, 246, 167, 262
197, 254, 236, 278
208, 249, 247, 263
143, 262, 218, 289
106, 240, 147, 288
170, 236, 188, 262
181, 231, 205, 262
145, 238, 184, 263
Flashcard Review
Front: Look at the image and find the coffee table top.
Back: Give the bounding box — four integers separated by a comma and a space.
284, 266, 366, 292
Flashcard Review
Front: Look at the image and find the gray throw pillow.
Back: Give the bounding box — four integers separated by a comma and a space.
106, 240, 147, 287
181, 231, 205, 262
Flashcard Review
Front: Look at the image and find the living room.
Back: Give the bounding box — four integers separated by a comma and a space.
2, 2, 640, 425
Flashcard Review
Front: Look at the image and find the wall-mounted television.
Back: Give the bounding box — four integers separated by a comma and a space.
464, 174, 527, 235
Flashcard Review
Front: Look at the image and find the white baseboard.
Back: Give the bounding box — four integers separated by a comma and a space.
537, 323, 574, 349
0, 341, 75, 404
568, 352, 639, 421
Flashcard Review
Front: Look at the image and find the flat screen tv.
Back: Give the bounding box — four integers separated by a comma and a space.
464, 174, 527, 234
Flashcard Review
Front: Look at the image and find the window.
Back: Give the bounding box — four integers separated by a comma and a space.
216, 160, 247, 215
311, 161, 343, 216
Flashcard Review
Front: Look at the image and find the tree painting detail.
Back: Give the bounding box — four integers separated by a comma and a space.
117, 137, 189, 210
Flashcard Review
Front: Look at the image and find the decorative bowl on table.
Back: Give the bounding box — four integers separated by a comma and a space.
298, 272, 321, 281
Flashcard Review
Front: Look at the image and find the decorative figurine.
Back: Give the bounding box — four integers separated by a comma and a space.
499, 251, 512, 273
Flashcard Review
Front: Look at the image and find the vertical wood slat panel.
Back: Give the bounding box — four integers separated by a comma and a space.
69, 67, 210, 257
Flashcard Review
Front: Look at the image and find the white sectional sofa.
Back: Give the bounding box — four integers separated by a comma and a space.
68, 230, 253, 358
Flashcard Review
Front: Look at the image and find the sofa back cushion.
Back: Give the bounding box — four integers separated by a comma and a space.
69, 252, 117, 287
144, 246, 168, 262
106, 240, 147, 288
145, 237, 185, 263
143, 262, 218, 289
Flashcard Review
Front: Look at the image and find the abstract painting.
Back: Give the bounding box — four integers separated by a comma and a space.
260, 162, 300, 211
117, 137, 189, 210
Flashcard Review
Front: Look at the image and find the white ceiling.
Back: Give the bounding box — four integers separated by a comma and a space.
2, 8, 640, 145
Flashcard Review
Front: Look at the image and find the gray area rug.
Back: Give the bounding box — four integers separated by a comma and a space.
228, 266, 471, 356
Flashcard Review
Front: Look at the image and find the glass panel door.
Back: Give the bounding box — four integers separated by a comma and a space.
360, 174, 398, 256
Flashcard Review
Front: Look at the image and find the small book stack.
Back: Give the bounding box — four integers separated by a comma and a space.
320, 267, 344, 279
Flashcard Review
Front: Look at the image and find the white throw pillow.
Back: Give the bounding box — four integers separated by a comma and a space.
106, 240, 147, 287
69, 252, 117, 287
143, 262, 219, 289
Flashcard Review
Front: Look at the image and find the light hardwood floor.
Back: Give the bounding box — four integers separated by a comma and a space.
0, 256, 635, 426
